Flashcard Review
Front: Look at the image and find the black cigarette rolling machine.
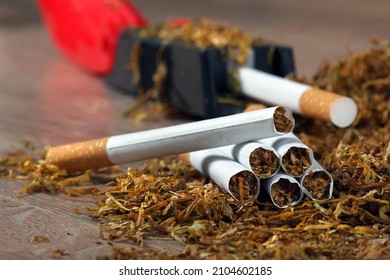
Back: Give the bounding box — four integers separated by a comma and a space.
106, 29, 296, 119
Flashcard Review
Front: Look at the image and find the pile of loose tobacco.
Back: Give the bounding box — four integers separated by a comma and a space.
98, 39, 390, 260
1, 37, 389, 259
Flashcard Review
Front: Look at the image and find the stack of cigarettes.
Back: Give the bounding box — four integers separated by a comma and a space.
257, 133, 333, 207
43, 24, 352, 208
45, 102, 333, 208
186, 106, 334, 208
185, 65, 348, 204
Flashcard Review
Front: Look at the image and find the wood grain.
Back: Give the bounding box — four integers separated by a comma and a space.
0, 178, 184, 259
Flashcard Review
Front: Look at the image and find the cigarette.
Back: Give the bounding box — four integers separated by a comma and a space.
262, 171, 303, 208
300, 160, 334, 200
259, 133, 314, 177
239, 67, 358, 128
216, 142, 280, 179
46, 106, 294, 172
188, 149, 260, 201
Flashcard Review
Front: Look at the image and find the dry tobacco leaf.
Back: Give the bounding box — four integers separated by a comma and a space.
228, 170, 258, 203
273, 106, 294, 133
281, 147, 312, 177
30, 235, 50, 244
270, 179, 302, 207
2, 38, 390, 260
302, 170, 332, 200
51, 249, 69, 259
250, 148, 279, 178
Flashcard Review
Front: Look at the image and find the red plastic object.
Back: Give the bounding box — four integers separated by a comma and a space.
38, 0, 148, 74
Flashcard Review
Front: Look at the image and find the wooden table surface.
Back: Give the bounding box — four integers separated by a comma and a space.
1, 0, 389, 259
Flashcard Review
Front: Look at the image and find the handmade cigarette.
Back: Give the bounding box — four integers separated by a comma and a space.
217, 142, 280, 179
261, 171, 303, 208
239, 67, 358, 128
300, 160, 334, 200
46, 106, 294, 172
188, 149, 260, 201
259, 133, 314, 177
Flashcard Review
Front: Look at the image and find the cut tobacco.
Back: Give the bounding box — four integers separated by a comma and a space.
281, 147, 312, 177
302, 170, 332, 200
273, 106, 294, 133
1, 37, 389, 260
311, 37, 390, 127
229, 170, 259, 202
249, 147, 280, 178
270, 178, 302, 208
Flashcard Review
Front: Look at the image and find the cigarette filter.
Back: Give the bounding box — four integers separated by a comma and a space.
46, 106, 294, 172
259, 133, 314, 177
300, 160, 334, 200
262, 171, 303, 208
239, 67, 358, 127
216, 142, 280, 179
188, 149, 260, 201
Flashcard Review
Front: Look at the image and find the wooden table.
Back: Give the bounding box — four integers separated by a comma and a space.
1, 0, 389, 259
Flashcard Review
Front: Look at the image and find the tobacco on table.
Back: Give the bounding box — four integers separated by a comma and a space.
1, 29, 389, 260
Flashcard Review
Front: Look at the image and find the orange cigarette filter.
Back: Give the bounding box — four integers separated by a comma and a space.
45, 138, 112, 172
239, 68, 358, 127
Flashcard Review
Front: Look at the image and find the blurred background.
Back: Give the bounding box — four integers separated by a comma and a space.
0, 0, 389, 152
132, 0, 390, 77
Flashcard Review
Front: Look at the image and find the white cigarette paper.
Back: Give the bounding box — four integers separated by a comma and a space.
300, 160, 334, 200
258, 132, 314, 177
239, 67, 358, 128
216, 142, 280, 178
262, 171, 304, 208
45, 106, 294, 172
189, 149, 260, 200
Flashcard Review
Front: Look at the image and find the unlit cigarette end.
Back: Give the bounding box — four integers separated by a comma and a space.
249, 147, 280, 178
45, 138, 113, 173
300, 88, 357, 128
229, 170, 260, 202
246, 104, 294, 133
273, 106, 294, 133
301, 170, 333, 200
281, 147, 313, 177
270, 178, 302, 208
189, 150, 260, 201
